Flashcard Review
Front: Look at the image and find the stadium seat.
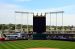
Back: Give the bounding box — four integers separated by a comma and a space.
0, 38, 5, 41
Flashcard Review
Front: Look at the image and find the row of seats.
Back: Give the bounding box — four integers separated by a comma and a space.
0, 38, 5, 41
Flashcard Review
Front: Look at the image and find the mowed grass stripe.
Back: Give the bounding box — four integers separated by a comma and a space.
11, 40, 33, 48
3, 41, 17, 49
0, 42, 8, 49
12, 41, 29, 48
15, 40, 75, 49
15, 40, 59, 48
0, 40, 75, 49
13, 40, 56, 48
9, 40, 39, 48
13, 40, 54, 48
0, 41, 15, 49
15, 40, 41, 48
7, 41, 21, 49
10, 41, 34, 49
9, 41, 24, 49
5, 41, 20, 49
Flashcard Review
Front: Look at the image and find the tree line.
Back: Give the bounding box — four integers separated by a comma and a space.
0, 24, 75, 30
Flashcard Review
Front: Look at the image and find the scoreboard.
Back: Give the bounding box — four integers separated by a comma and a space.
33, 16, 46, 34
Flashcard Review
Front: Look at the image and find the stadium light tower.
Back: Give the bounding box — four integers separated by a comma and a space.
46, 11, 64, 34
15, 11, 33, 33
15, 11, 64, 34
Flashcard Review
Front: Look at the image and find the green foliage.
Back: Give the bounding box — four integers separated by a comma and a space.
0, 24, 75, 31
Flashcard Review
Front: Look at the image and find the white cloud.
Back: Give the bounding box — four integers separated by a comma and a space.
0, 3, 33, 24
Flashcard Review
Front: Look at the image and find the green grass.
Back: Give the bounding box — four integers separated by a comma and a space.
0, 40, 75, 49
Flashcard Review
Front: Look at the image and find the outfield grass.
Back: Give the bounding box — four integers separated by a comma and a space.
0, 40, 75, 49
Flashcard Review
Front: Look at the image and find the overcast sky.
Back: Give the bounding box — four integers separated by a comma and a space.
0, 0, 75, 26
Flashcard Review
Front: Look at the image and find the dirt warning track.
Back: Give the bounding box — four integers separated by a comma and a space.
27, 48, 59, 49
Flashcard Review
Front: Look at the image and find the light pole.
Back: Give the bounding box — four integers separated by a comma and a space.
21, 13, 23, 33
62, 12, 64, 34
27, 13, 28, 34
15, 12, 16, 33
15, 11, 64, 34
56, 13, 58, 34
46, 11, 64, 34
15, 11, 33, 33
50, 13, 51, 34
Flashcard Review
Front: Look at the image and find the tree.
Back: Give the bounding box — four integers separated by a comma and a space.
58, 26, 62, 30
0, 24, 2, 30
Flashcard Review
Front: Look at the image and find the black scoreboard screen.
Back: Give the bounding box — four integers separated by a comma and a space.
33, 17, 46, 33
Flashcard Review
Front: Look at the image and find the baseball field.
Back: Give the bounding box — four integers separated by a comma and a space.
0, 40, 75, 49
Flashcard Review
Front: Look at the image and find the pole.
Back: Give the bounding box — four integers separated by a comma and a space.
15, 12, 16, 33
27, 13, 29, 34
50, 13, 51, 34
62, 12, 64, 34
21, 13, 23, 33
15, 11, 64, 34
56, 13, 58, 34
